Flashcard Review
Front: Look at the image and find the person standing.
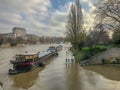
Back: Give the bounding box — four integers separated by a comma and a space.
66, 50, 70, 63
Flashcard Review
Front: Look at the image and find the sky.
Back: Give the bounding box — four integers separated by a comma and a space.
0, 0, 97, 37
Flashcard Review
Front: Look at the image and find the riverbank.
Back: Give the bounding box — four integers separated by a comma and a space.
81, 47, 120, 65
0, 43, 58, 48
0, 43, 26, 48
71, 44, 120, 65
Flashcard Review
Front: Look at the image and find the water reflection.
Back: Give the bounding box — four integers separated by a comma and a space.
10, 57, 55, 90
80, 67, 120, 90
10, 67, 44, 89
84, 65, 120, 81
65, 63, 81, 90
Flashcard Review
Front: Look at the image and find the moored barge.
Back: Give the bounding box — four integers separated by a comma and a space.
56, 45, 63, 51
9, 50, 58, 74
47, 45, 63, 52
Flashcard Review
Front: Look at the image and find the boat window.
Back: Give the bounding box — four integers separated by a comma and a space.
25, 56, 29, 59
16, 55, 21, 60
25, 55, 36, 60
30, 56, 33, 59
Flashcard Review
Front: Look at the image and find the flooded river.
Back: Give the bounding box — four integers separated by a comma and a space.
0, 44, 120, 90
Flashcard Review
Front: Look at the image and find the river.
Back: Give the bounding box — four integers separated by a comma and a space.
0, 44, 120, 90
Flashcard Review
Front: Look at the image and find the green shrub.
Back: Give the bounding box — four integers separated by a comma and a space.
81, 45, 107, 60
81, 47, 90, 52
75, 52, 83, 62
71, 45, 108, 62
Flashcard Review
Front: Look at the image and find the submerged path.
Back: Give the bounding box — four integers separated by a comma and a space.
1, 44, 120, 90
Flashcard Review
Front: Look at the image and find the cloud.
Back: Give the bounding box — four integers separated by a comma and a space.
0, 0, 72, 37
0, 0, 54, 35
0, 0, 69, 37
80, 0, 97, 30
56, 0, 97, 32
0, 0, 97, 36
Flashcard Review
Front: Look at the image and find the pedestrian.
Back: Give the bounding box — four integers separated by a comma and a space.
66, 58, 68, 62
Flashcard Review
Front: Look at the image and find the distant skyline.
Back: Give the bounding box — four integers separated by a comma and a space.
0, 0, 97, 36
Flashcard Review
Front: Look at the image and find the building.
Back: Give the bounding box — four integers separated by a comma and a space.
12, 27, 26, 38
0, 27, 26, 39
0, 33, 15, 38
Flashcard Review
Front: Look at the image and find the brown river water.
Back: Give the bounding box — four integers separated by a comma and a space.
0, 44, 120, 90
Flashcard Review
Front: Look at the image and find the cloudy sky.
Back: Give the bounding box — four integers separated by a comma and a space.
0, 0, 97, 36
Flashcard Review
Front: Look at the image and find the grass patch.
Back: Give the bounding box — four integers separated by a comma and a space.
81, 46, 107, 60
71, 45, 108, 62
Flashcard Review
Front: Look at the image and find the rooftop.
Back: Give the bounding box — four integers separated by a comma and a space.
16, 52, 37, 56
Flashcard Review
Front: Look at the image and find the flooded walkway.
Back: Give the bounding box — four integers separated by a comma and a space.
0, 44, 120, 90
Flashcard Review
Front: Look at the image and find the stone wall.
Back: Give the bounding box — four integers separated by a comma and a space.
81, 48, 120, 65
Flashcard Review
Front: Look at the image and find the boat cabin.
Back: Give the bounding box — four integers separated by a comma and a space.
47, 46, 57, 52
49, 46, 56, 49
15, 53, 38, 62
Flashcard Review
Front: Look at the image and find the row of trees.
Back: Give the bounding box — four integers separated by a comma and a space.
39, 36, 63, 44
65, 0, 120, 49
0, 36, 64, 46
0, 37, 27, 46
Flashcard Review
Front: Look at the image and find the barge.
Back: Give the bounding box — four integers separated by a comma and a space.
56, 45, 63, 51
9, 50, 58, 74
47, 45, 63, 52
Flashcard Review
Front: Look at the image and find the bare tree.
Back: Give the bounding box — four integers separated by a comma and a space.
112, 26, 120, 44
95, 0, 120, 28
86, 23, 110, 46
94, 0, 120, 45
65, 0, 85, 48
